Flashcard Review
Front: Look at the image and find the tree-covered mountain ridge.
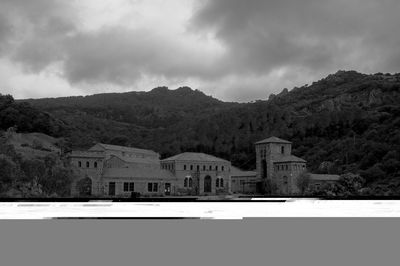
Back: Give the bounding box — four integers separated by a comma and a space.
14, 70, 400, 195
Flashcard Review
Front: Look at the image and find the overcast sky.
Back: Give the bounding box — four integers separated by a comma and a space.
0, 0, 399, 102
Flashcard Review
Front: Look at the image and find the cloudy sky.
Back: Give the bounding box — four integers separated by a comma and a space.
0, 0, 399, 102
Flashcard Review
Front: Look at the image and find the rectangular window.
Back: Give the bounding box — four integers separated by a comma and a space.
129, 182, 134, 191
286, 165, 288, 171
78, 161, 82, 167
209, 165, 212, 170
197, 165, 199, 171
215, 165, 218, 171
184, 165, 186, 170
222, 166, 224, 171
124, 182, 129, 192
190, 165, 193, 170
86, 161, 90, 168
148, 183, 158, 192
203, 165, 206, 171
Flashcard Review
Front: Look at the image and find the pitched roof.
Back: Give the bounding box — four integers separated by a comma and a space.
230, 166, 257, 177
310, 174, 341, 181
272, 155, 306, 163
102, 168, 175, 180
90, 143, 159, 156
108, 155, 160, 165
255, 136, 292, 145
68, 151, 105, 158
162, 152, 229, 163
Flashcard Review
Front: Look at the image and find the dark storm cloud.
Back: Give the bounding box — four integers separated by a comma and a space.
1, 0, 400, 101
0, 0, 76, 71
62, 27, 221, 85
191, 0, 400, 75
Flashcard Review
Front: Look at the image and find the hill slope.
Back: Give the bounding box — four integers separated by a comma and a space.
21, 71, 400, 192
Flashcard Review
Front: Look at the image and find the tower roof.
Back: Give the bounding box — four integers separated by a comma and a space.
255, 136, 292, 145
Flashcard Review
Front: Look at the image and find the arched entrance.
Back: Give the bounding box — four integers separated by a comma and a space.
204, 175, 212, 193
77, 177, 92, 197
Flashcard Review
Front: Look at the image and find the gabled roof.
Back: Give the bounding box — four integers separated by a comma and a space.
272, 155, 306, 163
230, 166, 257, 177
310, 174, 340, 181
162, 152, 229, 163
102, 168, 175, 180
90, 143, 159, 156
107, 155, 160, 165
255, 136, 292, 145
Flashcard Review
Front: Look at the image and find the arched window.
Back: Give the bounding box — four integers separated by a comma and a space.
188, 178, 192, 188
94, 162, 98, 168
86, 161, 90, 168
184, 178, 188, 187
184, 165, 187, 170
222, 166, 224, 171
220, 178, 224, 187
281, 146, 285, 154
216, 178, 219, 188
215, 165, 218, 171
78, 161, 82, 167
203, 165, 206, 171
190, 165, 193, 170
209, 165, 212, 170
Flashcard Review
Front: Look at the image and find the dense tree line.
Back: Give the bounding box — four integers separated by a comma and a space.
12, 71, 400, 195
0, 133, 74, 197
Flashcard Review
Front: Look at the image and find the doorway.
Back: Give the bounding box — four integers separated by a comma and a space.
204, 175, 211, 193
165, 183, 171, 196
109, 182, 116, 196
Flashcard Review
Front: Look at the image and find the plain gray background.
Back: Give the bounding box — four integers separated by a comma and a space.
0, 218, 399, 266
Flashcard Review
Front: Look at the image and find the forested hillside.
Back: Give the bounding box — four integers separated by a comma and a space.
19, 71, 400, 194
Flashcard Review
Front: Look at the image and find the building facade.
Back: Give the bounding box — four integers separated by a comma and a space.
68, 144, 232, 197
255, 136, 339, 195
160, 152, 231, 196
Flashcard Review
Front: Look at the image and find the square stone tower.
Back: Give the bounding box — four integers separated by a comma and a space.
255, 136, 306, 195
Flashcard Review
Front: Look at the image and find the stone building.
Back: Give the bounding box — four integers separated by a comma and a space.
230, 167, 259, 194
68, 143, 170, 197
160, 152, 231, 196
255, 136, 339, 195
68, 144, 231, 197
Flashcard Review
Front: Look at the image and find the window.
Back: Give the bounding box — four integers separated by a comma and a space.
148, 183, 158, 192
184, 178, 188, 187
188, 178, 192, 188
86, 161, 90, 168
215, 165, 218, 171
222, 166, 224, 171
197, 165, 199, 171
124, 182, 134, 192
286, 164, 288, 171
220, 178, 224, 187
216, 178, 219, 187
281, 146, 285, 154
209, 165, 212, 170
94, 162, 98, 168
184, 165, 187, 170
190, 165, 193, 171
78, 161, 82, 167
203, 165, 206, 171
